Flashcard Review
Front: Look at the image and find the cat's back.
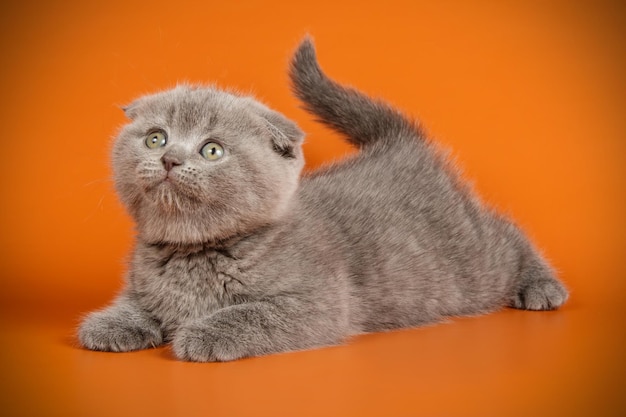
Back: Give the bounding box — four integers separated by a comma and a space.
299, 138, 475, 240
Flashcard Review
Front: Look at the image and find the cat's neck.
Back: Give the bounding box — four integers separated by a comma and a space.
138, 220, 285, 259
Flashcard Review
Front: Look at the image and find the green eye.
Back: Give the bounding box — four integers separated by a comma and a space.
145, 131, 167, 149
200, 142, 224, 160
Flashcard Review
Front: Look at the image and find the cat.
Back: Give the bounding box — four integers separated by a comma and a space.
77, 38, 568, 362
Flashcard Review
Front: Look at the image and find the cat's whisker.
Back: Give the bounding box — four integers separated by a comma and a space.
82, 178, 112, 188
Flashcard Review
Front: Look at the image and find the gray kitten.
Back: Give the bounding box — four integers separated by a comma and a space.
78, 38, 568, 362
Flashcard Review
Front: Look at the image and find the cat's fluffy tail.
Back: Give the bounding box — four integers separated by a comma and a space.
289, 37, 423, 149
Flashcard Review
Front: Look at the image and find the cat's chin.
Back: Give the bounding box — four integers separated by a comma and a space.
136, 213, 228, 246
143, 181, 201, 214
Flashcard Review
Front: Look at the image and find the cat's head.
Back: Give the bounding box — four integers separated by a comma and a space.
112, 85, 305, 245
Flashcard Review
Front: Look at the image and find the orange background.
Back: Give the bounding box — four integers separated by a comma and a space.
1, 1, 625, 416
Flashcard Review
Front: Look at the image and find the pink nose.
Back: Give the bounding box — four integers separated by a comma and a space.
161, 154, 182, 171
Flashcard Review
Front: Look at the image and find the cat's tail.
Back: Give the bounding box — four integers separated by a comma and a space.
289, 37, 423, 149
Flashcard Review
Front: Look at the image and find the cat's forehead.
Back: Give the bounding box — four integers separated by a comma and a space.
129, 86, 261, 134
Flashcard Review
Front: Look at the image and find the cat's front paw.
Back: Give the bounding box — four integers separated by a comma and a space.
78, 310, 163, 352
172, 322, 247, 362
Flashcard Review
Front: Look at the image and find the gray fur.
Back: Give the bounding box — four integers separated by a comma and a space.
78, 38, 568, 361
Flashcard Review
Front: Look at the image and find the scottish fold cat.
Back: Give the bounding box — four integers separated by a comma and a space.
78, 38, 568, 361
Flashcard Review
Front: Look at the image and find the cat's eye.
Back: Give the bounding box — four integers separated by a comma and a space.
145, 131, 167, 149
200, 142, 224, 161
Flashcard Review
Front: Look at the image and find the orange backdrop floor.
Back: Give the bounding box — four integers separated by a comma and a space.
1, 1, 625, 416
2, 297, 625, 416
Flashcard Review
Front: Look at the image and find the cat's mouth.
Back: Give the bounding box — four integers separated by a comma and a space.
143, 172, 202, 211
163, 168, 179, 182
150, 170, 180, 188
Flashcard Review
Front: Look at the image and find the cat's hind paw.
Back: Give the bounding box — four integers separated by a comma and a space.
511, 279, 569, 311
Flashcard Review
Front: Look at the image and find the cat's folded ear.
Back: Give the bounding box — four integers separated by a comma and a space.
120, 98, 144, 120
260, 110, 304, 159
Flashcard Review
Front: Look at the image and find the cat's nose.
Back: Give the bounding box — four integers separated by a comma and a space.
161, 153, 183, 172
